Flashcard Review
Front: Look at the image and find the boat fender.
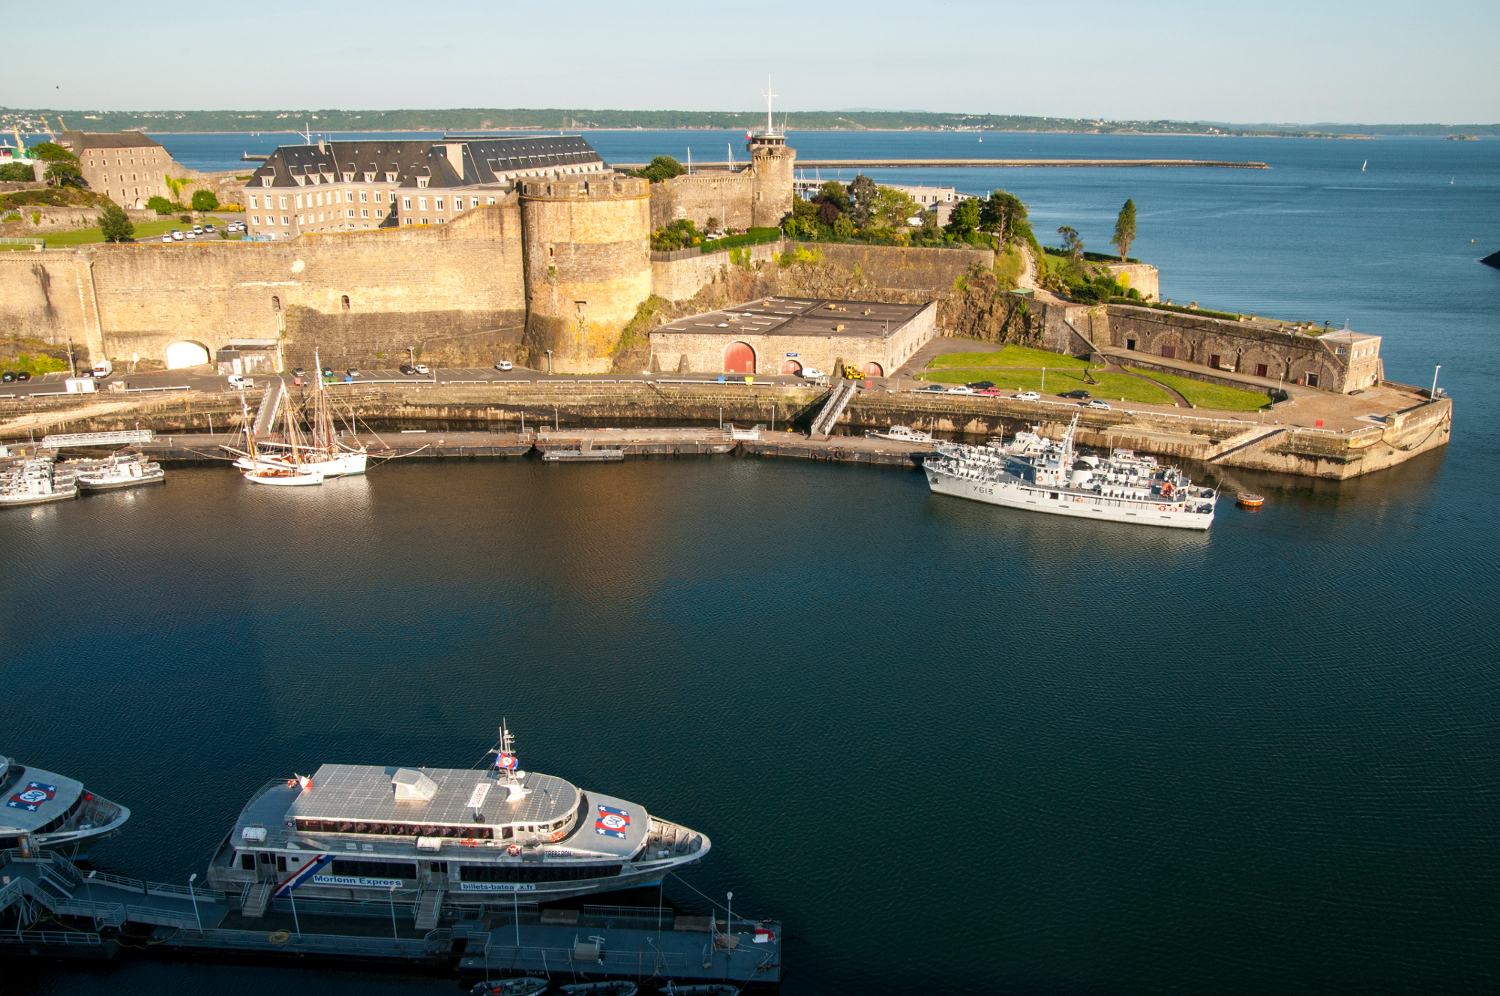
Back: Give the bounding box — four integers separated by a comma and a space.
507, 844, 521, 857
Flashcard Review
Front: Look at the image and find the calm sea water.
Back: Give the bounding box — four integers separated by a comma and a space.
5, 131, 1499, 995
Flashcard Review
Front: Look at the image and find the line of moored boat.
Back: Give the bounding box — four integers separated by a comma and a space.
0, 447, 164, 507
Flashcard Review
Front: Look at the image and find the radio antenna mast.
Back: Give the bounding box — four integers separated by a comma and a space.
761, 76, 778, 135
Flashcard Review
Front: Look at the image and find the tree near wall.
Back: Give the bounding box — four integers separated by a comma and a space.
847, 175, 877, 226
946, 198, 982, 240
44, 160, 84, 187
0, 162, 34, 182
980, 190, 1038, 252
632, 156, 687, 183
191, 190, 219, 211
146, 195, 177, 214
1111, 198, 1137, 261
99, 203, 134, 242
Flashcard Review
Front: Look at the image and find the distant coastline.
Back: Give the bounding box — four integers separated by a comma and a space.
1, 106, 1494, 138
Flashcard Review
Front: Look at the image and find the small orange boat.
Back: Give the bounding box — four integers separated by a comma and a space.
1236, 493, 1265, 509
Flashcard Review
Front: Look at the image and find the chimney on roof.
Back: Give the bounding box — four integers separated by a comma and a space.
442, 143, 466, 182
317, 138, 326, 152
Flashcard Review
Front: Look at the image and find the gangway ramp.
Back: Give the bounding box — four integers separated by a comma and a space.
252, 379, 286, 436
0, 849, 228, 931
810, 380, 858, 439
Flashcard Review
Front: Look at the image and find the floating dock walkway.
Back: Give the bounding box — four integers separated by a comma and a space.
0, 849, 782, 987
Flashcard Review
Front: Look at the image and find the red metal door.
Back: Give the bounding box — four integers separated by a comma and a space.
724, 342, 755, 374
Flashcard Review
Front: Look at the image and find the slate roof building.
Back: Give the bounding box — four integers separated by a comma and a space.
243, 135, 608, 240
57, 131, 180, 209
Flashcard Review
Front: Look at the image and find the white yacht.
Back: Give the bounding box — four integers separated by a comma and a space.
866, 425, 933, 443
206, 725, 709, 913
924, 416, 1218, 530
0, 754, 131, 851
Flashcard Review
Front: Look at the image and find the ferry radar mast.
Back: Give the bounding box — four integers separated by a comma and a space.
486, 718, 531, 801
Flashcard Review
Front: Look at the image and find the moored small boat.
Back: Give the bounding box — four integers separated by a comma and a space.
661, 985, 741, 996
470, 978, 549, 996
1236, 493, 1265, 509
75, 450, 165, 491
560, 982, 638, 996
245, 467, 324, 486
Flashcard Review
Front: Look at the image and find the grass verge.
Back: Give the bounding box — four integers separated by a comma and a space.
928, 345, 1094, 370
918, 367, 1175, 404
1127, 368, 1271, 411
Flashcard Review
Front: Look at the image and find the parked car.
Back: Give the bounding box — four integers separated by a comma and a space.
414, 363, 430, 375
292, 367, 306, 377
192, 224, 203, 233
966, 380, 995, 390
170, 230, 184, 241
1012, 391, 1041, 401
227, 374, 253, 389
184, 231, 196, 239
913, 383, 945, 393
1060, 389, 1091, 399
1084, 398, 1113, 410
160, 234, 173, 243
974, 388, 1001, 396
494, 360, 513, 371
16, 371, 30, 382
346, 367, 359, 378
946, 385, 975, 395
1, 371, 14, 383
399, 364, 416, 375
203, 223, 216, 233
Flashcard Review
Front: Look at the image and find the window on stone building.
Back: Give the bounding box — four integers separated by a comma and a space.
272, 296, 281, 312
1305, 373, 1320, 388
250, 195, 259, 209
404, 218, 413, 225
341, 295, 350, 311
281, 216, 289, 225
435, 197, 444, 210
252, 216, 259, 225
279, 197, 288, 209
360, 190, 367, 202
421, 218, 429, 225
403, 197, 412, 210
375, 191, 384, 202
361, 209, 368, 218
419, 197, 428, 210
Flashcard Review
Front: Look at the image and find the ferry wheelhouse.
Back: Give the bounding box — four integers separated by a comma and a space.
0, 754, 131, 851
206, 726, 709, 913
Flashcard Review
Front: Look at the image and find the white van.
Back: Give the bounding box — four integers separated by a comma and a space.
227, 374, 254, 390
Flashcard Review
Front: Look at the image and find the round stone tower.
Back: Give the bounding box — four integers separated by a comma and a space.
519, 174, 651, 374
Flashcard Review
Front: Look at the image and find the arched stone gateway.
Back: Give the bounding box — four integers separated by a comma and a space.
863, 361, 884, 378
165, 340, 211, 369
723, 341, 755, 374
780, 358, 803, 376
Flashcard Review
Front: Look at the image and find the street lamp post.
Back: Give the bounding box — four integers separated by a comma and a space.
726, 891, 733, 954
545, 350, 553, 375
389, 883, 399, 941
188, 873, 203, 933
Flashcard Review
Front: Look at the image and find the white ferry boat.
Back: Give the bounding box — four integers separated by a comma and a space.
206, 725, 709, 912
924, 416, 1218, 530
0, 754, 131, 851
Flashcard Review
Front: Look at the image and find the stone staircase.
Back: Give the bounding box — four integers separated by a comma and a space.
414, 887, 445, 931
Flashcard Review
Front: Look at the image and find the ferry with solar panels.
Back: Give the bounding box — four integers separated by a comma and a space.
205, 724, 709, 917
0, 754, 131, 853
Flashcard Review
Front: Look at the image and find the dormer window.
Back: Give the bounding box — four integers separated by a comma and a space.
364, 172, 375, 182
416, 177, 428, 188
385, 172, 396, 183
294, 175, 306, 186
262, 176, 272, 187
342, 173, 353, 183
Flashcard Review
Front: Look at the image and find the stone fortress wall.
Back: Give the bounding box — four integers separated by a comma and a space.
519, 175, 652, 374
647, 143, 795, 231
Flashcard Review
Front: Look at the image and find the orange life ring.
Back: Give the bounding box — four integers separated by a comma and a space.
1075, 497, 1083, 503
1157, 504, 1168, 511
506, 844, 521, 857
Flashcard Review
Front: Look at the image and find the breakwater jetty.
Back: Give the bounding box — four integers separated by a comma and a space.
0, 848, 782, 986
612, 158, 1270, 170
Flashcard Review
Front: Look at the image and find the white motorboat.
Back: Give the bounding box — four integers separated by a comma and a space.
244, 467, 324, 486
74, 449, 165, 491
866, 425, 933, 443
0, 453, 77, 507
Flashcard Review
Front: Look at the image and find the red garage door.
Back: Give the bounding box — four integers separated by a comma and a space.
863, 362, 884, 378
724, 342, 756, 374
780, 359, 803, 375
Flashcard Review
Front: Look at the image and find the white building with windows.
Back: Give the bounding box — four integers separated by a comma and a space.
243, 136, 608, 240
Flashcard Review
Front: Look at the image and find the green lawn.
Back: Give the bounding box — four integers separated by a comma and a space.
928, 345, 1094, 370
1127, 368, 1271, 411
38, 219, 243, 247
918, 367, 1175, 404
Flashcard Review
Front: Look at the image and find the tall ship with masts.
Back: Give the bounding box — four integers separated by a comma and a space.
205, 723, 709, 915
224, 350, 367, 480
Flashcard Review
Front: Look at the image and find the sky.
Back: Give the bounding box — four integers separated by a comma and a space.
5, 0, 1498, 123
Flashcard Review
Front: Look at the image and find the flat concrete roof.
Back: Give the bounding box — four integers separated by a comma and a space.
656, 298, 928, 340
